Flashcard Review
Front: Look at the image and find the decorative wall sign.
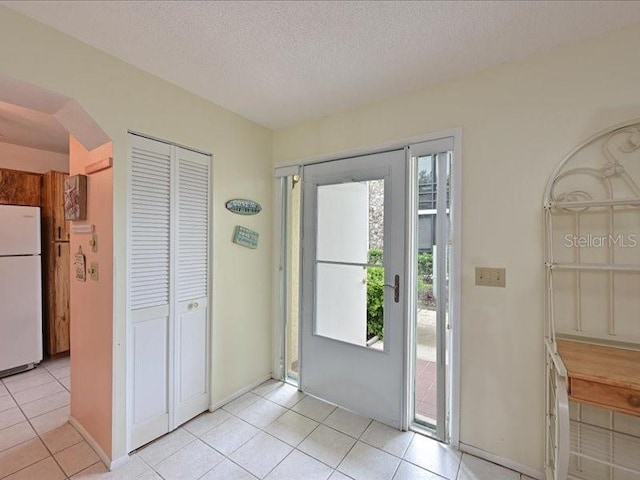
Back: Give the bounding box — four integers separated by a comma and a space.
225, 198, 262, 215
71, 224, 95, 234
232, 226, 259, 249
64, 174, 88, 221
74, 246, 86, 282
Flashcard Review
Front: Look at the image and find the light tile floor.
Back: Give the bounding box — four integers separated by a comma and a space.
1, 370, 534, 480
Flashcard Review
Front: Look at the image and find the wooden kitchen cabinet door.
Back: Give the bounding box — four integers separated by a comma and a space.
42, 171, 70, 242
0, 168, 42, 206
44, 241, 70, 355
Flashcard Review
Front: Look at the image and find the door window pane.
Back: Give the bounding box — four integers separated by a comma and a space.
314, 179, 385, 348
316, 263, 370, 345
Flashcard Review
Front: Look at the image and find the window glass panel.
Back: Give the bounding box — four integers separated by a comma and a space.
315, 263, 367, 345
314, 178, 386, 348
415, 152, 451, 428
316, 180, 384, 264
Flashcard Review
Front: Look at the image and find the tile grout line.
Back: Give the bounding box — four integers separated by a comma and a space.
185, 388, 315, 480
0, 365, 71, 479
249, 386, 340, 475
0, 360, 77, 480
331, 416, 373, 478
36, 363, 77, 479
133, 379, 459, 480
252, 385, 411, 480
221, 388, 305, 479
169, 385, 347, 479
251, 387, 368, 478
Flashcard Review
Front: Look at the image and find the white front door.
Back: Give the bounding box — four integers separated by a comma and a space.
300, 149, 406, 428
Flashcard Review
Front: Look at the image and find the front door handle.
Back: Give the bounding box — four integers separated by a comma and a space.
384, 274, 400, 303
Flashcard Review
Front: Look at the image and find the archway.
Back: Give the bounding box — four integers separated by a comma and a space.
0, 73, 115, 467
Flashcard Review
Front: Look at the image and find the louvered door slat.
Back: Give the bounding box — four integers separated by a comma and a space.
130, 138, 171, 311
177, 154, 209, 303
177, 152, 209, 303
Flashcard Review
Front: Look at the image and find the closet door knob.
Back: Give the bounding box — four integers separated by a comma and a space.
188, 302, 199, 310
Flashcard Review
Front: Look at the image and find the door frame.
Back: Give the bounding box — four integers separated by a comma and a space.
273, 128, 462, 446
125, 131, 214, 453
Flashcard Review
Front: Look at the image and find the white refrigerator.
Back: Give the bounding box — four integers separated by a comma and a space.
0, 205, 43, 375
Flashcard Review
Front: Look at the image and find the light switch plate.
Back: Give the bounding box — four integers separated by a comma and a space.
89, 262, 99, 281
90, 234, 98, 253
475, 267, 506, 287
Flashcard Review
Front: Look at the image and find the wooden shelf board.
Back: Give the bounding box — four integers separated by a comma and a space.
557, 339, 640, 391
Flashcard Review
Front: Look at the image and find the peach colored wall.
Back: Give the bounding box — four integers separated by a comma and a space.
69, 135, 113, 457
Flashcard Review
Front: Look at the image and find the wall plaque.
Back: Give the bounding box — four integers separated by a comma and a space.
225, 199, 262, 215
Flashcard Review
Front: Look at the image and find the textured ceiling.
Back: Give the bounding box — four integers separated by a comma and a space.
4, 1, 640, 128
0, 102, 69, 153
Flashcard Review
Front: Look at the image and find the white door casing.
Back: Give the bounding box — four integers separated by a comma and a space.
128, 134, 211, 451
300, 149, 406, 428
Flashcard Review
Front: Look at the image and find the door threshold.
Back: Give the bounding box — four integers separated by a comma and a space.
410, 422, 444, 443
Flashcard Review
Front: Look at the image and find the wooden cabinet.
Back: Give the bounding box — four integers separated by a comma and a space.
41, 171, 70, 356
42, 171, 70, 241
0, 168, 41, 206
43, 242, 70, 355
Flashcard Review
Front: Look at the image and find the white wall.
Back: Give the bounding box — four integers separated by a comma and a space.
0, 142, 68, 173
0, 6, 273, 461
274, 22, 640, 474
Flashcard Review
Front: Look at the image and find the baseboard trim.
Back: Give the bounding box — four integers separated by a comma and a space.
69, 416, 129, 471
459, 442, 543, 480
208, 374, 273, 411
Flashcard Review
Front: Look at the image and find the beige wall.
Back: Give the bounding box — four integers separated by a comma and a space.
0, 6, 273, 461
0, 142, 68, 173
69, 136, 113, 457
273, 22, 640, 473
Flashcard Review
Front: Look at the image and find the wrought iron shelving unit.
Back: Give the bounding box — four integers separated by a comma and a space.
544, 121, 640, 480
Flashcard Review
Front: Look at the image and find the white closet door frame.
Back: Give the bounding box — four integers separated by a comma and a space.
126, 132, 213, 452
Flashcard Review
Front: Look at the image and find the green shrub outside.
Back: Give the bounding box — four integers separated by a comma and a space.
366, 249, 433, 341
366, 266, 384, 340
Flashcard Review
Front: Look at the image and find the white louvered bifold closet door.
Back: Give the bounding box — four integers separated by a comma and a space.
128, 135, 211, 451
174, 147, 210, 426
129, 135, 173, 449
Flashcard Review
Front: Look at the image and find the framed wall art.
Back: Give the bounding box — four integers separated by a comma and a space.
64, 174, 88, 221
